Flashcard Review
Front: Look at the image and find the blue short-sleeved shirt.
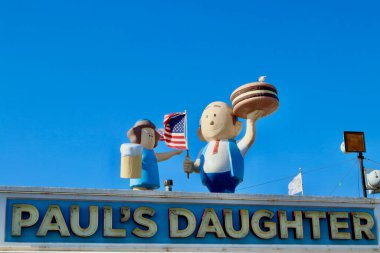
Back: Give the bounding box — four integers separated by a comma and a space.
129, 148, 160, 189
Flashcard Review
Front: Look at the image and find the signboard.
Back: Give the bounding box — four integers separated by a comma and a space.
0, 187, 379, 252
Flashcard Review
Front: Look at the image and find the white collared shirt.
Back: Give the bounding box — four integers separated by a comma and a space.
202, 139, 248, 173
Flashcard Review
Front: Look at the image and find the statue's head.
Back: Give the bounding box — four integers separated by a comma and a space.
198, 101, 242, 142
127, 119, 160, 150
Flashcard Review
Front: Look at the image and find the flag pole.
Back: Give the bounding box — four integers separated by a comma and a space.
185, 110, 189, 179
299, 167, 304, 196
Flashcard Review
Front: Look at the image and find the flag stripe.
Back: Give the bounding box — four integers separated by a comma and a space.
164, 139, 186, 144
167, 143, 187, 149
164, 133, 185, 139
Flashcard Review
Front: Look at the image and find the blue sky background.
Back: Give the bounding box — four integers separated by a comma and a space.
1, 0, 380, 197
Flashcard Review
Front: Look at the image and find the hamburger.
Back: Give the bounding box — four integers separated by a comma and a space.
230, 76, 279, 118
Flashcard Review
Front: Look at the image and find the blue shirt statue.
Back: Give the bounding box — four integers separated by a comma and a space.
121, 119, 183, 191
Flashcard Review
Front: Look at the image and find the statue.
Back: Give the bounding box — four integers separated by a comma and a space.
183, 102, 263, 193
183, 77, 279, 193
120, 119, 183, 190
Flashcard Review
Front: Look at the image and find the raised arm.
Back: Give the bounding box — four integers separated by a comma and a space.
237, 110, 263, 156
156, 150, 183, 162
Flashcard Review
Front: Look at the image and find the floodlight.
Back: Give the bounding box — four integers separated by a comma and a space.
343, 131, 366, 153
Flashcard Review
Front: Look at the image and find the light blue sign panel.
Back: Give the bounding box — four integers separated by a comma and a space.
5, 198, 378, 245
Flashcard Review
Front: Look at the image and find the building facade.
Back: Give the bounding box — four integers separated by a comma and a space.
0, 186, 379, 252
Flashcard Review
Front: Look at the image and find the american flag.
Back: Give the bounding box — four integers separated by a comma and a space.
162, 112, 188, 150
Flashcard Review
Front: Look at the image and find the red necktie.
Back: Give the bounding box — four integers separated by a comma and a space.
212, 140, 220, 155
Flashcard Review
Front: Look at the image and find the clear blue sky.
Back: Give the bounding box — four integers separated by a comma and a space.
1, 0, 380, 197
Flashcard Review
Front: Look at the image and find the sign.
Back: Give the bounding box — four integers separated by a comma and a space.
6, 199, 378, 245
0, 187, 379, 252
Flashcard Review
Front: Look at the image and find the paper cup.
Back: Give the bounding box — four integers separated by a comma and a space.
120, 143, 143, 178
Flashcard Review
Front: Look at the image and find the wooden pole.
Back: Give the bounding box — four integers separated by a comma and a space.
185, 110, 189, 179
299, 168, 304, 196
358, 152, 367, 198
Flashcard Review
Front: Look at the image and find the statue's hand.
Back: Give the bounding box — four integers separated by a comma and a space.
247, 110, 264, 121
183, 156, 194, 174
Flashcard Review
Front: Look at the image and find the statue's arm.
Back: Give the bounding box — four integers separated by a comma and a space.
237, 111, 263, 157
156, 150, 183, 162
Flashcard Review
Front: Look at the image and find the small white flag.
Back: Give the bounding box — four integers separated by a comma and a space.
288, 172, 303, 195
